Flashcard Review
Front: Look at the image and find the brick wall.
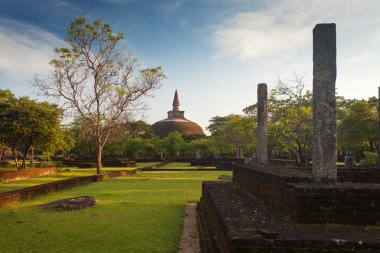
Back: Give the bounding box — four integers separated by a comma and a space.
0, 169, 136, 207
0, 166, 57, 183
233, 166, 380, 225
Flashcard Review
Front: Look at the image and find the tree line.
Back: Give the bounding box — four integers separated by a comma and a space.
1, 16, 377, 170
0, 89, 74, 169
208, 77, 378, 166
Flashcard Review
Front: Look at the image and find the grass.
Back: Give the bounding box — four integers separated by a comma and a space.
135, 162, 162, 168
156, 162, 216, 170
0, 170, 231, 253
0, 167, 96, 193
0, 162, 159, 193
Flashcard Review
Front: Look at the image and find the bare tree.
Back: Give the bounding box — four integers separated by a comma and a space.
34, 17, 165, 174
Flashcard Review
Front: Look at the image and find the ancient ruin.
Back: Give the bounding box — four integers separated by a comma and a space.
151, 90, 204, 137
256, 83, 268, 165
197, 23, 380, 252
312, 24, 337, 182
40, 196, 96, 211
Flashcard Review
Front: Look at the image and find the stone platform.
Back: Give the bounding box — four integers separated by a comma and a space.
198, 181, 380, 253
234, 166, 380, 225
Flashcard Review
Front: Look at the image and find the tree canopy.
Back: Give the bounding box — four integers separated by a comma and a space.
0, 89, 70, 169
34, 17, 165, 173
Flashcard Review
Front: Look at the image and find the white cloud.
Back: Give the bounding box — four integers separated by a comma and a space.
0, 18, 65, 80
212, 0, 380, 62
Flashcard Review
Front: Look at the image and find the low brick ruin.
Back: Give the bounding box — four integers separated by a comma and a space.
199, 181, 380, 253
198, 23, 380, 252
0, 169, 136, 207
0, 166, 57, 183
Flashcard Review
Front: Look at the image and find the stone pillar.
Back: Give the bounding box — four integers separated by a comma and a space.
312, 23, 337, 182
256, 83, 268, 165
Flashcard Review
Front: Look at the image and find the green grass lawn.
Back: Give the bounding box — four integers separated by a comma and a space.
0, 168, 96, 193
0, 163, 161, 193
0, 170, 230, 252
156, 162, 215, 169
135, 162, 161, 168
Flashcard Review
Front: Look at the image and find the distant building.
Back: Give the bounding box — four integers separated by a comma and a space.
151, 90, 204, 138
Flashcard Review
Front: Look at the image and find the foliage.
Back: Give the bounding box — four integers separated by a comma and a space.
268, 77, 313, 166
359, 151, 377, 166
207, 114, 255, 157
0, 90, 68, 169
337, 98, 378, 152
121, 136, 161, 159
33, 17, 165, 173
162, 131, 184, 158
0, 89, 15, 162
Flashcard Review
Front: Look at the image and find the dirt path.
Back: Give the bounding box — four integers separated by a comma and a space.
177, 203, 200, 253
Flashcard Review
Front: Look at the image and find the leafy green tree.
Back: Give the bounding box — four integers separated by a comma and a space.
38, 126, 75, 160
0, 94, 64, 169
338, 98, 378, 152
207, 114, 255, 157
162, 131, 184, 158
0, 89, 15, 162
120, 136, 161, 159
268, 78, 312, 166
34, 17, 165, 174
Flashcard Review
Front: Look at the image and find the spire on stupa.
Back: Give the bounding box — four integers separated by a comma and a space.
172, 90, 180, 112
151, 89, 205, 137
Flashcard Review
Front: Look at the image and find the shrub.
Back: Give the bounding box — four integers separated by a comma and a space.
359, 151, 377, 166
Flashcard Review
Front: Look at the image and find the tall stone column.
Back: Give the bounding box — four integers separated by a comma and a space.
256, 83, 268, 165
312, 24, 337, 182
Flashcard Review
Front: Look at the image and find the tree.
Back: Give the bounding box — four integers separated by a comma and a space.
207, 114, 255, 157
34, 17, 165, 174
0, 89, 15, 162
162, 131, 184, 158
0, 93, 64, 169
337, 98, 378, 152
268, 77, 312, 166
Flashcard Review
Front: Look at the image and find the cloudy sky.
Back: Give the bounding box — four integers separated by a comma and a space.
0, 0, 379, 133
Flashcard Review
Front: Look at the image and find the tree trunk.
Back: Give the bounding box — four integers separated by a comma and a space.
11, 147, 20, 170
96, 145, 102, 174
22, 149, 28, 170
21, 142, 32, 170
296, 140, 306, 167
0, 146, 3, 163
289, 149, 301, 166
31, 147, 34, 166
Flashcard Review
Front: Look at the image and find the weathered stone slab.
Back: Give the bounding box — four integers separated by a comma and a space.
256, 83, 268, 165
40, 196, 95, 211
312, 23, 337, 182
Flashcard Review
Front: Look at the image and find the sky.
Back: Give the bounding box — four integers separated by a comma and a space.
0, 0, 380, 134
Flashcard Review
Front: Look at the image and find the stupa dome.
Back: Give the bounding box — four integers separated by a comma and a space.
152, 90, 204, 137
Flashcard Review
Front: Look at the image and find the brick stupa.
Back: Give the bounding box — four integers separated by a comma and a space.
151, 90, 204, 137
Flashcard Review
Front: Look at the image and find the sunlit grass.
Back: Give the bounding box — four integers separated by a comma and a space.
135, 162, 162, 168
0, 170, 231, 253
152, 162, 216, 170
0, 167, 96, 193
0, 163, 162, 193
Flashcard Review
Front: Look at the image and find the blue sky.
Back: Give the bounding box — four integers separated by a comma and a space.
0, 0, 380, 134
